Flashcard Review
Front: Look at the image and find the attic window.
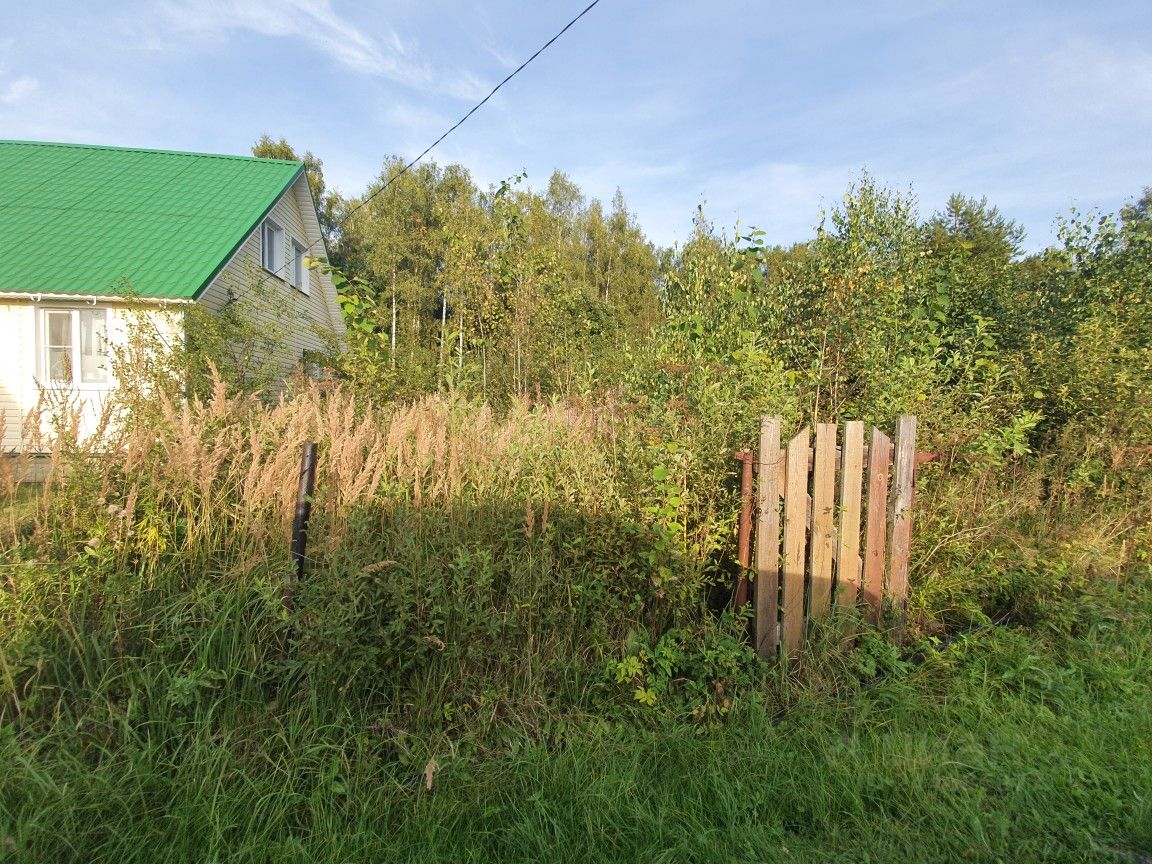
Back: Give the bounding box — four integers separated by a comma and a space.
291, 239, 309, 295
261, 219, 284, 274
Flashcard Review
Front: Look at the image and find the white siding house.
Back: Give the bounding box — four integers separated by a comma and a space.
0, 141, 346, 452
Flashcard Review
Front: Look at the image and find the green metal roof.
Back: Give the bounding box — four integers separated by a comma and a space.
0, 140, 304, 299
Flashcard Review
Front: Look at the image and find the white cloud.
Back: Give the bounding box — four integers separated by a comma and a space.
440, 69, 490, 102
159, 0, 486, 98
161, 0, 406, 75
0, 67, 200, 151
0, 76, 38, 105
1033, 37, 1152, 122
483, 42, 519, 72
386, 100, 450, 132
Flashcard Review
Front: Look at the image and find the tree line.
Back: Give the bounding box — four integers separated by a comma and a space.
253, 136, 660, 400
254, 135, 1151, 469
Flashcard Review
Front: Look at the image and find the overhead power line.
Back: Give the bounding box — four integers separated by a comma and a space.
254, 0, 604, 292
334, 0, 604, 234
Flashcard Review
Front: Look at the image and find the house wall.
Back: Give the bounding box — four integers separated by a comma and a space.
197, 173, 344, 382
0, 301, 184, 452
0, 302, 34, 451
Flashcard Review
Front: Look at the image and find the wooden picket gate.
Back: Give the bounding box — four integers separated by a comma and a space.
745, 415, 926, 658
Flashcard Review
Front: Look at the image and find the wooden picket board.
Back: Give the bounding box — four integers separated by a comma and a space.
888, 415, 917, 608
861, 427, 891, 616
754, 417, 782, 659
836, 421, 865, 609
748, 415, 921, 656
808, 424, 837, 621
781, 427, 810, 652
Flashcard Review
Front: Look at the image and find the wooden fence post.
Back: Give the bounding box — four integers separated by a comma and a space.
754, 417, 781, 659
888, 415, 917, 609
734, 451, 755, 610
836, 421, 865, 609
287, 441, 317, 611
809, 423, 837, 621
781, 427, 810, 653
861, 428, 891, 617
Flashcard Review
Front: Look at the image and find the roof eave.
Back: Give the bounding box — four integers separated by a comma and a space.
0, 290, 193, 304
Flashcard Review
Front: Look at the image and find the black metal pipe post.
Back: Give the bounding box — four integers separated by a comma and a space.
288, 442, 317, 608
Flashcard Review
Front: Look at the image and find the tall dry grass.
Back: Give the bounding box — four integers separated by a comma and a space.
1, 370, 671, 738
17, 370, 629, 558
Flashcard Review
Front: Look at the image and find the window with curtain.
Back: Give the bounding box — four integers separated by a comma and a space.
42, 308, 110, 386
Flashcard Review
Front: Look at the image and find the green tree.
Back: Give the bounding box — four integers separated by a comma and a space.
251, 135, 342, 241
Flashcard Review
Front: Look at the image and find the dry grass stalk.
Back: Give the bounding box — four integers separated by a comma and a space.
31, 370, 625, 562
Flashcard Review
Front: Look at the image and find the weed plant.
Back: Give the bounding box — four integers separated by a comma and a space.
3, 567, 1149, 862
0, 374, 743, 748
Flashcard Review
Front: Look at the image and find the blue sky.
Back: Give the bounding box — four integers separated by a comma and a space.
2, 1, 1150, 251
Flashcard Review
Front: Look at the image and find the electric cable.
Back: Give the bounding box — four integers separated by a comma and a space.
260, 0, 603, 288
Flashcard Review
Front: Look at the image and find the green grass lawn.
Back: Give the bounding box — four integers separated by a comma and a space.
3, 576, 1150, 863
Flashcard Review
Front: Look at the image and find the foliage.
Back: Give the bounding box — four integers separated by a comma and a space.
332, 160, 659, 401
1017, 204, 1152, 459
252, 135, 341, 241
1, 379, 734, 740
107, 263, 323, 405
610, 612, 762, 723
3, 573, 1150, 862
3, 142, 1152, 860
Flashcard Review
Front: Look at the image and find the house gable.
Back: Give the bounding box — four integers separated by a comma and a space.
198, 172, 345, 366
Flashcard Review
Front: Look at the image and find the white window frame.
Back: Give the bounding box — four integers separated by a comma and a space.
39, 306, 113, 389
291, 238, 309, 295
261, 218, 284, 276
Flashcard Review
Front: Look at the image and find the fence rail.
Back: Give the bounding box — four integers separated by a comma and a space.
740, 415, 925, 658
